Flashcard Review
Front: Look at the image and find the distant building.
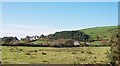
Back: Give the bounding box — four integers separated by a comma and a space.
74, 41, 80, 46
22, 35, 39, 41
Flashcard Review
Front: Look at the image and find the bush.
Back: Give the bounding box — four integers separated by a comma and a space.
107, 29, 119, 65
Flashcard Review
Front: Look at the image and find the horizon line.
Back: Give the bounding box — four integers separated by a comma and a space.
0, 25, 117, 39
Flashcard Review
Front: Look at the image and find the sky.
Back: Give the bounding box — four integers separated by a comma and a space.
1, 0, 120, 2
0, 2, 118, 38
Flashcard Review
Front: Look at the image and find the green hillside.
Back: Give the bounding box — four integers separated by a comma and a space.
81, 26, 118, 40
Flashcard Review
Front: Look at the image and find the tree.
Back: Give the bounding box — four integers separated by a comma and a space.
25, 36, 30, 40
40, 34, 45, 39
84, 35, 90, 42
24, 36, 31, 43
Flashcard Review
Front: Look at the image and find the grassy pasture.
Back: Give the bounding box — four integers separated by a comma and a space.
2, 46, 110, 64
81, 26, 117, 40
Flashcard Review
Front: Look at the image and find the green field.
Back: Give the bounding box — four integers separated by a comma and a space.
2, 46, 110, 64
81, 26, 117, 40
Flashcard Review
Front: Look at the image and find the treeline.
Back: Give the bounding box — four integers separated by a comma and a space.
20, 31, 90, 42
0, 31, 91, 47
0, 37, 19, 45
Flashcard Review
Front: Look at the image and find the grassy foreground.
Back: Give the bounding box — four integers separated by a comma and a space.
2, 46, 110, 64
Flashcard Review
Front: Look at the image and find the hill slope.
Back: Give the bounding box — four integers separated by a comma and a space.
81, 26, 118, 40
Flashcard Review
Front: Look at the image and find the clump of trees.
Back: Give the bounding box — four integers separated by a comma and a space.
50, 31, 90, 41
1, 37, 19, 45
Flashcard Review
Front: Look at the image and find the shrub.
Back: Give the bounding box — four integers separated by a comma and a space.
107, 28, 119, 65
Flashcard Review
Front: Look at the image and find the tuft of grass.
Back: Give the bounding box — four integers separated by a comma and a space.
34, 50, 37, 52
42, 52, 46, 55
25, 52, 31, 55
72, 52, 77, 54
19, 49, 23, 51
87, 51, 93, 54
31, 56, 36, 58
43, 60, 47, 62
81, 51, 84, 53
